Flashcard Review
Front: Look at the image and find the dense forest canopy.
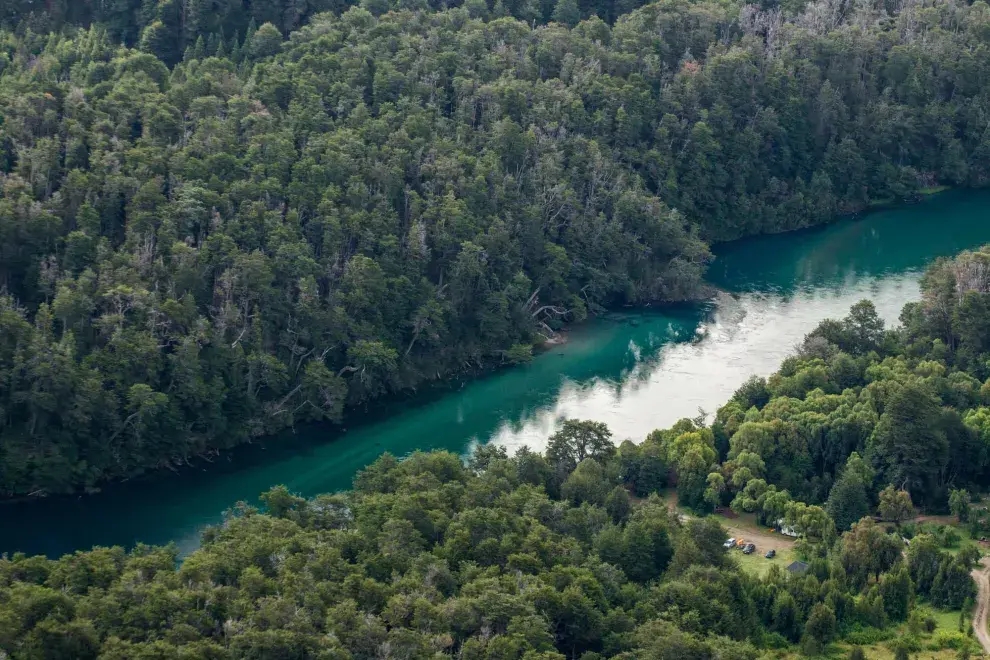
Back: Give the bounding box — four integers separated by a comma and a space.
4, 277, 990, 659
1, 0, 653, 62
5, 245, 990, 659
688, 245, 990, 520
1, 0, 990, 497
0, 420, 982, 659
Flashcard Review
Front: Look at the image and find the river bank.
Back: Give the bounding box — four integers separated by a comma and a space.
0, 188, 960, 504
2, 189, 990, 557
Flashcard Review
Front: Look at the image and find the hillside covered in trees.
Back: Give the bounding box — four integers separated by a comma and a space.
4, 235, 990, 660
627, 247, 990, 540
0, 447, 981, 659
2, 0, 990, 497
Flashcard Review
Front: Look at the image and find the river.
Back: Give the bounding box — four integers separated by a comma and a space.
2, 190, 990, 558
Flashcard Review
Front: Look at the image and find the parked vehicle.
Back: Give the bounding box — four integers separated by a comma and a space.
764, 549, 776, 559
724, 537, 736, 549
742, 543, 756, 554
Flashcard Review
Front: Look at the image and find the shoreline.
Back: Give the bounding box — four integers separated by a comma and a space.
0, 186, 966, 506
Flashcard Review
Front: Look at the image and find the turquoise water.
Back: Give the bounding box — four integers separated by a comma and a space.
2, 190, 989, 558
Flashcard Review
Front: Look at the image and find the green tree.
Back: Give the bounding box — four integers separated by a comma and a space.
801, 603, 836, 656
878, 486, 914, 524
605, 485, 632, 523
561, 458, 613, 506
870, 383, 948, 500
546, 420, 615, 474
249, 21, 283, 58
906, 534, 942, 596
826, 453, 872, 531
949, 489, 970, 522
879, 565, 913, 621
840, 518, 903, 588
551, 0, 580, 26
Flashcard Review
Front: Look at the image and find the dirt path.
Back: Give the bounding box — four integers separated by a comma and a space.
972, 556, 990, 656
906, 514, 957, 526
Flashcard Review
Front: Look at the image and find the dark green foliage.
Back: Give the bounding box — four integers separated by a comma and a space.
0, 13, 986, 660
618, 440, 667, 497
552, 0, 581, 26
801, 603, 836, 656
733, 376, 771, 411
878, 565, 913, 622
0, 444, 771, 659
870, 384, 949, 500
2, 0, 990, 497
547, 420, 616, 471
931, 557, 977, 610
809, 300, 886, 356
826, 455, 871, 531
706, 245, 990, 525
605, 485, 631, 523
840, 518, 902, 589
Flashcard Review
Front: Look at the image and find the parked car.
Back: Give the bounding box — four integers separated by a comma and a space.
742, 543, 756, 554
723, 537, 736, 549
764, 549, 776, 559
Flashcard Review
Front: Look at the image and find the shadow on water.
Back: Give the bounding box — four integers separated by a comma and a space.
2, 189, 990, 558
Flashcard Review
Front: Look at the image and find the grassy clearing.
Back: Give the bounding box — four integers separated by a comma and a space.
759, 607, 971, 659
732, 545, 796, 577
658, 491, 986, 657
904, 518, 985, 558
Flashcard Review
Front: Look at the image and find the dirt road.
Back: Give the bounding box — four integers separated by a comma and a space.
972, 556, 990, 655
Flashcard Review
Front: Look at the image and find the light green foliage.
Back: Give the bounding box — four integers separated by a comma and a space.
949, 489, 970, 522
664, 427, 717, 510
878, 486, 915, 524
840, 518, 903, 589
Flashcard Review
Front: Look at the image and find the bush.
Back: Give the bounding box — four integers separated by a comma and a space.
929, 630, 968, 650
942, 527, 962, 548
504, 343, 534, 365
754, 631, 790, 649
908, 607, 939, 635
844, 627, 894, 645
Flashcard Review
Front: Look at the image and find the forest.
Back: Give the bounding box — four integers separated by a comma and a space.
6, 248, 990, 657
2, 0, 989, 496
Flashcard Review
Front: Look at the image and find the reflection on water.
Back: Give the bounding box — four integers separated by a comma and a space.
489, 273, 920, 455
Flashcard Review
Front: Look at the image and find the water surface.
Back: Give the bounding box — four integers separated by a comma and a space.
2, 190, 989, 557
